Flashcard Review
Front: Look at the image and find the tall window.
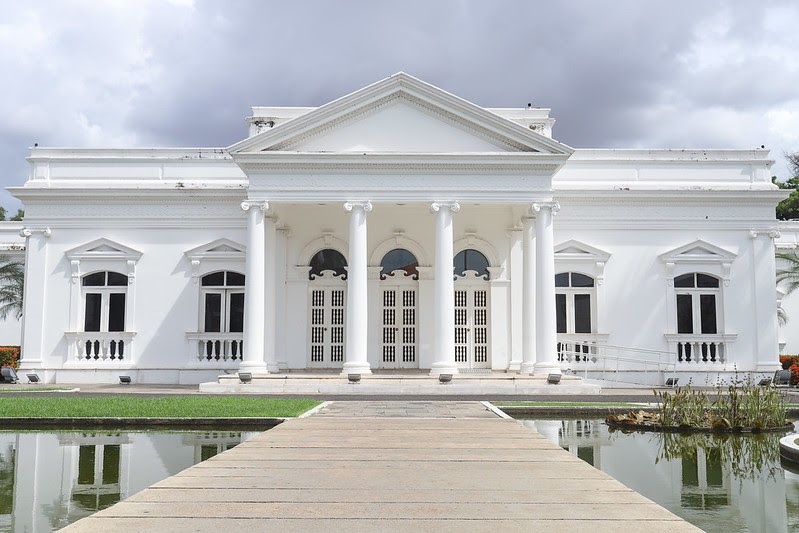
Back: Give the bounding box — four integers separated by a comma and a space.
82, 271, 127, 332
555, 272, 595, 334
201, 271, 245, 333
454, 249, 490, 279
674, 273, 719, 334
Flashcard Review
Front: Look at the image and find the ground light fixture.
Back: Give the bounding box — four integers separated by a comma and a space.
439, 374, 453, 384
347, 374, 361, 383
119, 375, 132, 384
758, 377, 773, 386
1, 367, 18, 384
26, 374, 40, 383
547, 373, 561, 385
665, 378, 679, 387
238, 372, 252, 384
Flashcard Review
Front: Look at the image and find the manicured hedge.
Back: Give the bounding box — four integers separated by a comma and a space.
0, 347, 19, 369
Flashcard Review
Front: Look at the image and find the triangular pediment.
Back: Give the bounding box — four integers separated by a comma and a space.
229, 72, 573, 156
185, 238, 246, 261
66, 238, 142, 261
554, 240, 611, 262
659, 240, 737, 264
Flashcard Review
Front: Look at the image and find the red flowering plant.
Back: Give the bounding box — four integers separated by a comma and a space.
0, 346, 19, 369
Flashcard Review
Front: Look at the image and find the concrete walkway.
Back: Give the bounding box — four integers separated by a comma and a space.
62, 401, 699, 532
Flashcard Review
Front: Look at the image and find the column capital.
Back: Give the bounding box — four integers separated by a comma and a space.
430, 201, 460, 214
343, 201, 373, 213
241, 200, 269, 212
532, 201, 560, 214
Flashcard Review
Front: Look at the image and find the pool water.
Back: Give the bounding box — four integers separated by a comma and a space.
521, 419, 799, 533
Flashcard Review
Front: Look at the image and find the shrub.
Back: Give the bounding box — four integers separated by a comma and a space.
0, 346, 20, 369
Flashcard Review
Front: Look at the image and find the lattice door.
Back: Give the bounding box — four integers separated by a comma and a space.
453, 283, 490, 369
308, 276, 346, 368
381, 286, 418, 368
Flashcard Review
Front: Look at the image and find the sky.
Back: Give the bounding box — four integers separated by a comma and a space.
0, 0, 798, 210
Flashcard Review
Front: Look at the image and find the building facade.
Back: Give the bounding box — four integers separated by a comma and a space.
10, 73, 785, 384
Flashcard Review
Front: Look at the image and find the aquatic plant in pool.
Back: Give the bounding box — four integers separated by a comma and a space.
607, 380, 789, 432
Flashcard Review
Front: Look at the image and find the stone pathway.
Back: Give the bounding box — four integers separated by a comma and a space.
62, 401, 699, 532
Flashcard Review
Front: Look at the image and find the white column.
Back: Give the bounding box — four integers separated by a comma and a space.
240, 200, 268, 373
343, 201, 372, 375
521, 215, 537, 373
430, 201, 460, 375
534, 201, 560, 375
264, 214, 279, 372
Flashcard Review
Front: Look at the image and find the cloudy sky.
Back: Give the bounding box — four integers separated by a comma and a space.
0, 0, 797, 210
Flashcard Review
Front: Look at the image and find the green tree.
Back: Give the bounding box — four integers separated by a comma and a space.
9, 209, 23, 222
0, 257, 24, 320
775, 152, 799, 220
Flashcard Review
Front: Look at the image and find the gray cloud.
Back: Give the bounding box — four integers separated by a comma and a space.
1, 0, 798, 211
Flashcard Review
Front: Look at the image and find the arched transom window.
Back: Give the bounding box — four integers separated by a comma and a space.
201, 271, 245, 333
555, 272, 595, 334
380, 248, 418, 279
674, 273, 719, 335
454, 249, 490, 280
309, 249, 347, 279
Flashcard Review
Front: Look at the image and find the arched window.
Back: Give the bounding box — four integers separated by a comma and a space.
454, 249, 489, 280
82, 271, 128, 332
309, 249, 347, 279
201, 271, 245, 333
674, 273, 719, 334
380, 248, 418, 279
555, 272, 595, 334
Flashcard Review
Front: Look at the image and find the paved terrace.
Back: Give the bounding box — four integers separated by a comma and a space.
63, 401, 698, 532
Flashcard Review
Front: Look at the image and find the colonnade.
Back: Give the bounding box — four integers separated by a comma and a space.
238, 200, 560, 376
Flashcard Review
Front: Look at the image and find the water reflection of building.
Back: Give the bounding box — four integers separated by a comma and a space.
3, 430, 257, 532
523, 419, 791, 533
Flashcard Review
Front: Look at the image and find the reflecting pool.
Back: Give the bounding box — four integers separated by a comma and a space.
521, 419, 799, 533
0, 430, 258, 532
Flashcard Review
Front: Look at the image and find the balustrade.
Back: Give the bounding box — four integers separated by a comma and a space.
187, 333, 244, 364
65, 332, 135, 363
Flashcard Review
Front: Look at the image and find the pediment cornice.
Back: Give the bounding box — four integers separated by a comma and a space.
229, 72, 573, 157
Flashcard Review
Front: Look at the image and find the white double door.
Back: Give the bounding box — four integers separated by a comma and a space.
380, 283, 418, 369
308, 275, 346, 368
454, 280, 490, 369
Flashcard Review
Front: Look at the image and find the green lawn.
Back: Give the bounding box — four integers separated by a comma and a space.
0, 396, 320, 418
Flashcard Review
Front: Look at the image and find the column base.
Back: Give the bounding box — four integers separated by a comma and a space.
520, 361, 536, 374
341, 361, 372, 375
507, 359, 522, 372
238, 362, 269, 374
429, 363, 459, 376
533, 362, 561, 375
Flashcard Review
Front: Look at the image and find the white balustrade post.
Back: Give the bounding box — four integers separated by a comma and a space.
239, 200, 269, 374
521, 214, 537, 373
430, 201, 460, 376
342, 201, 372, 375
534, 202, 560, 375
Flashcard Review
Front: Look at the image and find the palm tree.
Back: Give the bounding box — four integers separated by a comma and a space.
0, 256, 24, 320
777, 251, 799, 295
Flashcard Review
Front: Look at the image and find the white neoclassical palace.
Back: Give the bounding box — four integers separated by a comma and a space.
9, 73, 787, 384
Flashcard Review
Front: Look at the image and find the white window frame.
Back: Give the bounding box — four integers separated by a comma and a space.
199, 272, 245, 334
81, 273, 128, 333
555, 272, 597, 335
674, 274, 721, 335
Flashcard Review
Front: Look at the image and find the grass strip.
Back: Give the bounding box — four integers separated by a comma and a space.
0, 396, 320, 418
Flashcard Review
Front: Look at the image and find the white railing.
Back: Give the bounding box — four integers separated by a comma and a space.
65, 332, 136, 363
664, 334, 737, 366
558, 337, 676, 385
186, 332, 244, 364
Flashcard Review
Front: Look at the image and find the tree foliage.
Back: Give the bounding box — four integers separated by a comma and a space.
0, 257, 24, 320
775, 152, 799, 220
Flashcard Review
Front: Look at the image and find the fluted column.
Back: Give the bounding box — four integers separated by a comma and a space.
521, 215, 537, 373
240, 200, 268, 373
534, 201, 560, 375
343, 201, 372, 375
430, 201, 460, 376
